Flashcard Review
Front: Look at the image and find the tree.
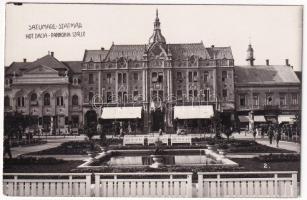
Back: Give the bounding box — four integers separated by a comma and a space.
223, 125, 234, 141
83, 123, 97, 140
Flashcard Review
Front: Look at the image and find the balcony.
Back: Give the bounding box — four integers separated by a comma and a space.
71, 105, 82, 111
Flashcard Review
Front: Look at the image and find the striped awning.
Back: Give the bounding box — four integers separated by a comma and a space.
238, 116, 249, 123
173, 105, 214, 119
278, 115, 296, 124
254, 116, 266, 122
101, 107, 142, 119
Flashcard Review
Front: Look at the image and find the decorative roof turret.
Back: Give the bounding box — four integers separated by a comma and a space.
148, 9, 166, 45
246, 43, 255, 66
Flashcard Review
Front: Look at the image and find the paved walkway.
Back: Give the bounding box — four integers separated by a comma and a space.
10, 136, 85, 158
230, 132, 301, 153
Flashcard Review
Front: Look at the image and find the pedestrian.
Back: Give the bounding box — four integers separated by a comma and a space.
268, 127, 273, 145
276, 130, 281, 148
252, 128, 257, 140
128, 122, 132, 135
4, 136, 12, 159
159, 128, 163, 136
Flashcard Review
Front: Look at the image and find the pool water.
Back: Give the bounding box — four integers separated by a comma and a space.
108, 155, 217, 166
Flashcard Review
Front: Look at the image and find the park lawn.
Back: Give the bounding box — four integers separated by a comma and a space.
3, 160, 83, 173
232, 158, 300, 180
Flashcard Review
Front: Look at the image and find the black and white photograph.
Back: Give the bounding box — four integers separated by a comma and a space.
1, 1, 304, 198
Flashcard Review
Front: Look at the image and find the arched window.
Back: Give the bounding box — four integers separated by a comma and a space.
17, 97, 25, 107
31, 93, 37, 101
44, 93, 50, 106
4, 96, 10, 107
72, 95, 79, 106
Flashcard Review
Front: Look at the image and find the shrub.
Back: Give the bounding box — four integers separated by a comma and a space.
4, 157, 65, 165
255, 153, 300, 162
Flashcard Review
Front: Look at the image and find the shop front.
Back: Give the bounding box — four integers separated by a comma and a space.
100, 106, 143, 135
173, 105, 214, 134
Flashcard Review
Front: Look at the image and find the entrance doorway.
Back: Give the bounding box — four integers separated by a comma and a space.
151, 108, 165, 131
85, 110, 97, 128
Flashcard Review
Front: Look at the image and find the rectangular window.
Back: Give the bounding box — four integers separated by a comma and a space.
188, 72, 193, 82
152, 72, 158, 82
204, 71, 209, 82
177, 90, 182, 99
222, 89, 227, 98
239, 95, 246, 106
292, 93, 299, 105
57, 96, 64, 106
193, 90, 198, 97
193, 71, 198, 82
222, 71, 227, 82
158, 72, 163, 83
118, 73, 122, 84
253, 94, 259, 106
133, 72, 138, 81
89, 73, 94, 84
280, 93, 286, 106
266, 94, 273, 105
203, 89, 209, 101
107, 73, 112, 84
123, 73, 127, 84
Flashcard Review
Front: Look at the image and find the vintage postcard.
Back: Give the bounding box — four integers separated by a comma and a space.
2, 1, 303, 198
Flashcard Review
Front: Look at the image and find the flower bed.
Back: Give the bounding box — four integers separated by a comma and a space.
27, 141, 101, 155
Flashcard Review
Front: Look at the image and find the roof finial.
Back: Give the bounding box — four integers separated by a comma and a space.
248, 35, 252, 45
156, 9, 158, 18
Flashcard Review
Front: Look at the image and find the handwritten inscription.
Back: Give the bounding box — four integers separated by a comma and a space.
25, 22, 85, 39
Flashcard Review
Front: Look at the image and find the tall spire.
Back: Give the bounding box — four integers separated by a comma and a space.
149, 9, 166, 45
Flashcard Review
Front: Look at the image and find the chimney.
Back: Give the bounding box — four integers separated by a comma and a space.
266, 59, 270, 66
211, 45, 215, 48
23, 58, 27, 63
51, 52, 54, 57
285, 59, 290, 66
101, 47, 105, 50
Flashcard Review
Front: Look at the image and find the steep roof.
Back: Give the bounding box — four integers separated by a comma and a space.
206, 46, 233, 60
106, 44, 145, 61
62, 61, 83, 73
83, 49, 109, 62
25, 55, 69, 71
6, 62, 30, 75
235, 65, 300, 85
168, 43, 210, 60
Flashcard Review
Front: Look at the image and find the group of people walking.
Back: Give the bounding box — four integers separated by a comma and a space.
252, 123, 300, 147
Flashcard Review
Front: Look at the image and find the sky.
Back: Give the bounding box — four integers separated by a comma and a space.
5, 3, 303, 71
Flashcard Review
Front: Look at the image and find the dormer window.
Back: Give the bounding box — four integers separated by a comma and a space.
189, 55, 197, 65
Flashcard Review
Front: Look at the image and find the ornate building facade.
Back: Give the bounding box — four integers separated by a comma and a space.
4, 10, 301, 134
81, 10, 235, 133
4, 53, 83, 134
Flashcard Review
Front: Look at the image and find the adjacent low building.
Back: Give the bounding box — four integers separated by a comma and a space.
235, 45, 301, 130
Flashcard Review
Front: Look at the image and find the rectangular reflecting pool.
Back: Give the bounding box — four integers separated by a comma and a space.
89, 149, 225, 167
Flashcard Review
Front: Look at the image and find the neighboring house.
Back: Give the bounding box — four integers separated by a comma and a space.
4, 53, 82, 134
